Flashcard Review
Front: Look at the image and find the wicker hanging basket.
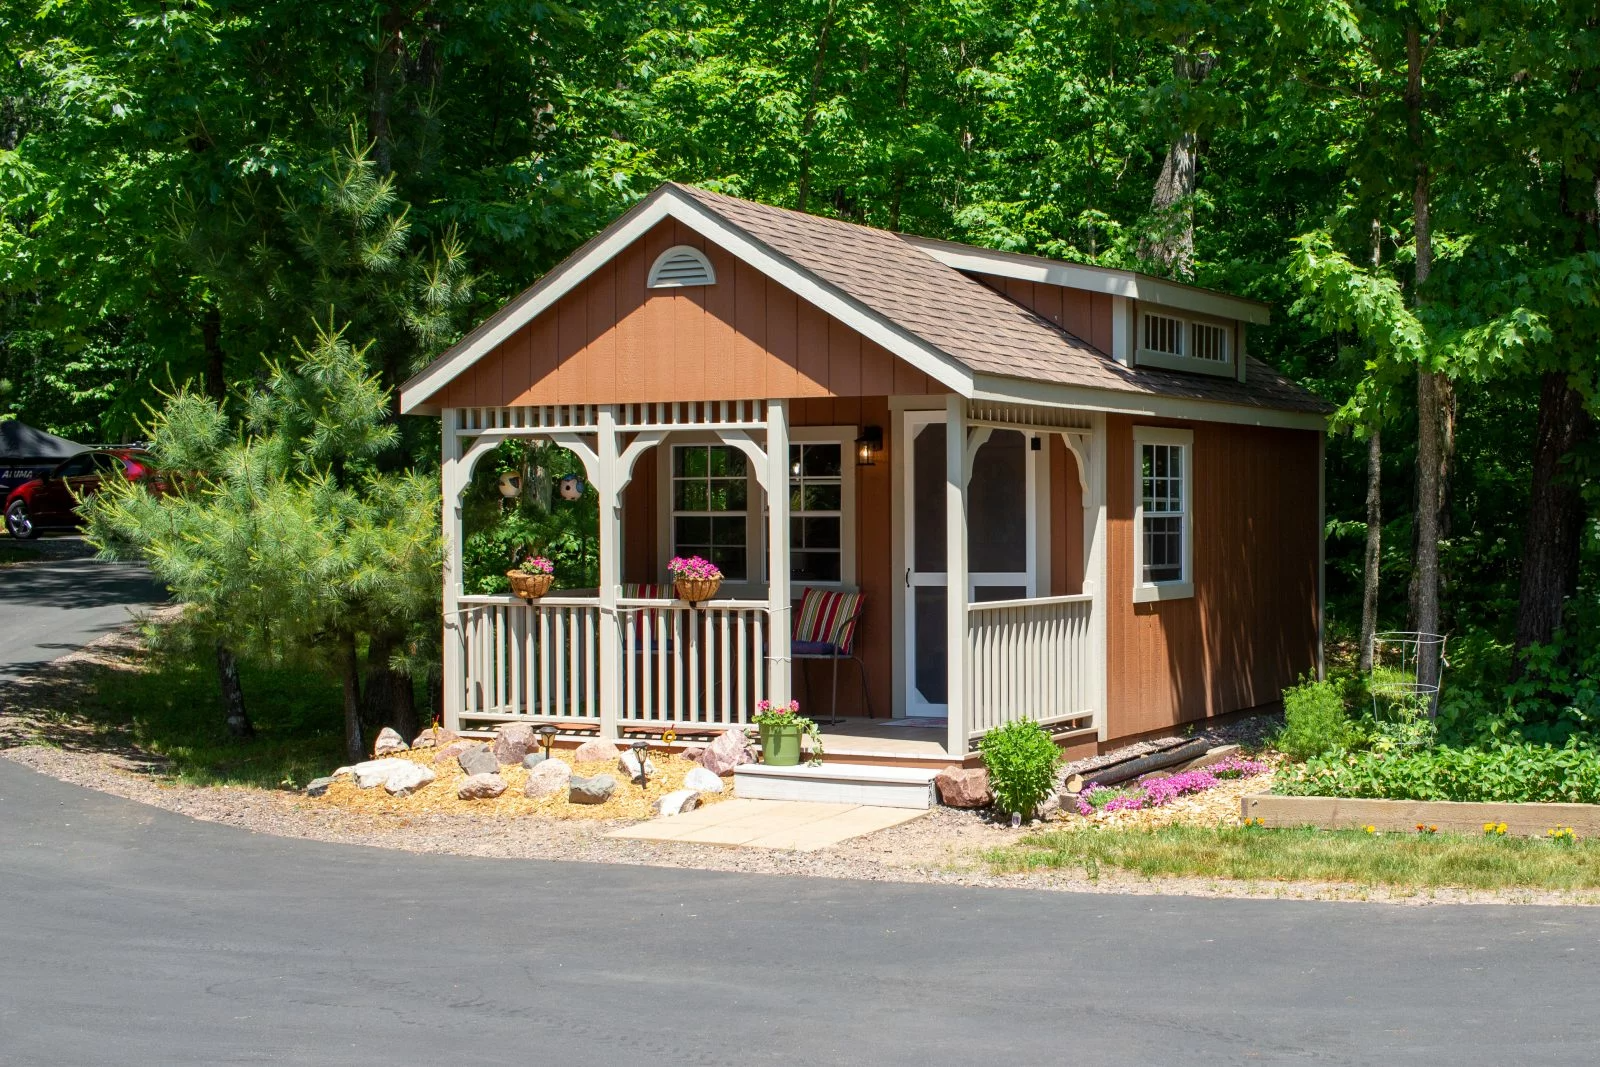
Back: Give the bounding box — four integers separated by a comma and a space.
506, 571, 555, 600
673, 576, 722, 605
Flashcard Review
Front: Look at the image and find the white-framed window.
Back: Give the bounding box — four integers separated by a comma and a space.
1132, 426, 1194, 603
1136, 307, 1235, 378
658, 427, 855, 590
670, 444, 750, 581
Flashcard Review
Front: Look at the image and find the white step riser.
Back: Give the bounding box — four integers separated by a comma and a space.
733, 766, 938, 809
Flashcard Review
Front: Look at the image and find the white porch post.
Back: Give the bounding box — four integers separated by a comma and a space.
597, 405, 622, 740
1086, 413, 1110, 740
440, 410, 465, 734
765, 399, 792, 705
945, 395, 969, 758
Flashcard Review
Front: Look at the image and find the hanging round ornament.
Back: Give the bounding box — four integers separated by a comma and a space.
558, 474, 586, 500
497, 471, 523, 498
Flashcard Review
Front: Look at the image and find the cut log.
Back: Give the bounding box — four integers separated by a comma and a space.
1065, 739, 1211, 792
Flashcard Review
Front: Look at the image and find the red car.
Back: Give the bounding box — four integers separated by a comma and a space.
3, 449, 154, 539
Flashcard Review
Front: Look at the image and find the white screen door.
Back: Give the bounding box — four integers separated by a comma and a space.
902, 412, 1035, 717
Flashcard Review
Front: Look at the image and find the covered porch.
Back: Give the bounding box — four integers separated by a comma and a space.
441, 395, 1107, 763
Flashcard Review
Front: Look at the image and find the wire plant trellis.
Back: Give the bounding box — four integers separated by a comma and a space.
1370, 632, 1448, 748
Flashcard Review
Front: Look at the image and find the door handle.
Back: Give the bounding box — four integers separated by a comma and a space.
905, 568, 911, 588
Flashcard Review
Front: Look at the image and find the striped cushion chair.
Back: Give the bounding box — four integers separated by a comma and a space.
791, 588, 869, 723
622, 583, 672, 649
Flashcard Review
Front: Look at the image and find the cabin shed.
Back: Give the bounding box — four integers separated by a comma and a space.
401, 183, 1330, 766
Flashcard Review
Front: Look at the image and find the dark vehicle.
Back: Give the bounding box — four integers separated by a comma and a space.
3, 449, 154, 539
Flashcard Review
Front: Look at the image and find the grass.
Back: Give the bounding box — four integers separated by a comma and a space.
987, 824, 1600, 891
79, 639, 348, 789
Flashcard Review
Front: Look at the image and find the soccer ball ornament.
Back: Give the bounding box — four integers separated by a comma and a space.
558, 474, 585, 500
497, 471, 523, 498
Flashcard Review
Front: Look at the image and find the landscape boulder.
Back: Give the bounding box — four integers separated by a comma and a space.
524, 759, 572, 799
433, 740, 471, 764
383, 762, 436, 797
683, 766, 725, 794
457, 744, 499, 777
304, 776, 336, 798
654, 789, 702, 817
698, 727, 756, 776
523, 752, 548, 770
935, 766, 991, 809
457, 773, 508, 800
618, 750, 657, 782
411, 726, 459, 750
573, 737, 621, 763
351, 758, 418, 789
493, 722, 536, 765
372, 727, 409, 757
569, 774, 617, 805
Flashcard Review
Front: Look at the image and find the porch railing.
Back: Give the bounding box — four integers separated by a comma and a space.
966, 593, 1095, 740
619, 598, 769, 728
460, 595, 601, 724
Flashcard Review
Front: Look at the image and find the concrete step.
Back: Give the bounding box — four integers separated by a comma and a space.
733, 762, 941, 809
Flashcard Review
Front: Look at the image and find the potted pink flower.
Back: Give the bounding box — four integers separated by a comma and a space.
506, 555, 555, 600
667, 554, 722, 605
753, 699, 823, 767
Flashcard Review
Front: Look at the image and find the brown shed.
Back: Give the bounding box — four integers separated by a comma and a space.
404, 183, 1330, 768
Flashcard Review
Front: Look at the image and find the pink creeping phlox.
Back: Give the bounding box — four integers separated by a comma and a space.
1076, 755, 1269, 816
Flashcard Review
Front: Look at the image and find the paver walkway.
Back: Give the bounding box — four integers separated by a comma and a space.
605, 798, 927, 850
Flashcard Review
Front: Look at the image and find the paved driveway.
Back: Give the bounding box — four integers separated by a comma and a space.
0, 542, 166, 680
2, 758, 1598, 1066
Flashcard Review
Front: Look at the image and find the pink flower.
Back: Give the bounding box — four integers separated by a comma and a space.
519, 555, 554, 575
668, 555, 723, 581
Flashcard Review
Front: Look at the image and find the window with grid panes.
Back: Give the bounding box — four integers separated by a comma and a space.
1140, 442, 1186, 583
671, 445, 748, 581
788, 442, 843, 583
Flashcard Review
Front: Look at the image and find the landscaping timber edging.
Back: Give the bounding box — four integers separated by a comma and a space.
1241, 794, 1600, 837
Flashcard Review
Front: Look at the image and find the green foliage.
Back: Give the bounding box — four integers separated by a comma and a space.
80, 318, 440, 758
1275, 677, 1353, 761
1277, 741, 1600, 806
987, 824, 1600, 892
459, 440, 599, 594
979, 719, 1062, 819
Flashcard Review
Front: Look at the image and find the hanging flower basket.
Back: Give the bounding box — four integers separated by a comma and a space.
667, 555, 723, 605
507, 555, 555, 600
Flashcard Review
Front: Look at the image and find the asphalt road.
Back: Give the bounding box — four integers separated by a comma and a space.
2, 551, 1599, 1064
0, 542, 167, 680
0, 757, 1596, 1066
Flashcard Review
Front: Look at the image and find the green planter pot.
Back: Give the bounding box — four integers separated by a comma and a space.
760, 721, 803, 766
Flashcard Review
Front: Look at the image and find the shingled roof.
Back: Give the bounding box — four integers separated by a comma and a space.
402, 183, 1329, 420
674, 185, 1329, 416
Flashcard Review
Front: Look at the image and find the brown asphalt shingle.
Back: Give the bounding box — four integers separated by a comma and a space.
676, 184, 1330, 416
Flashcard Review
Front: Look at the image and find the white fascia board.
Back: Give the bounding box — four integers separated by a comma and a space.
401, 187, 974, 414
969, 373, 1328, 432
905, 237, 1272, 326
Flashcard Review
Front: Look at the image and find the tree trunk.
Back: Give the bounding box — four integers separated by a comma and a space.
339, 631, 365, 762
794, 0, 838, 214
369, 4, 411, 177
1359, 428, 1383, 674
1141, 48, 1216, 278
202, 303, 224, 403
1514, 371, 1594, 655
214, 641, 254, 740
361, 630, 419, 740
1406, 21, 1445, 689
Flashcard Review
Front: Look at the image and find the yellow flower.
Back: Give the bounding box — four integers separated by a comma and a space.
1364, 824, 1377, 834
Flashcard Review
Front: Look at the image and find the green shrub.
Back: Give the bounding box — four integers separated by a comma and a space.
1276, 740, 1600, 805
1275, 676, 1352, 760
979, 720, 1063, 819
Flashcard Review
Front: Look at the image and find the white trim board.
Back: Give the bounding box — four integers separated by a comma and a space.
904, 235, 1272, 325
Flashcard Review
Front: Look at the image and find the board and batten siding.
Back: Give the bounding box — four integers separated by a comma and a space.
434, 220, 944, 408
1105, 415, 1320, 739
969, 275, 1116, 355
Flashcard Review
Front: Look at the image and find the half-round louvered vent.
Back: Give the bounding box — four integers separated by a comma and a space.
647, 245, 717, 288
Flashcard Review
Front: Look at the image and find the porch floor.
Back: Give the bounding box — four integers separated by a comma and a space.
606, 799, 927, 851
817, 718, 950, 759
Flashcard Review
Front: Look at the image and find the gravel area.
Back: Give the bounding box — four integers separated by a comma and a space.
4, 622, 1595, 907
